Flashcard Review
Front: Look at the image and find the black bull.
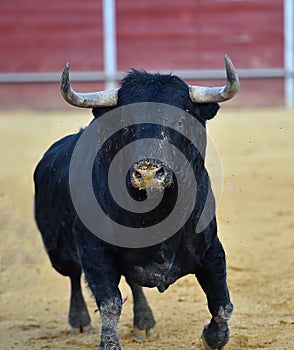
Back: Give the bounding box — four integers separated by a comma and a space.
34, 57, 239, 350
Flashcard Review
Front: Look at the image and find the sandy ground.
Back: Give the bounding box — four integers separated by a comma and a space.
0, 108, 293, 350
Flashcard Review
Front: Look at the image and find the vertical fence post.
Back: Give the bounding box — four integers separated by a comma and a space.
284, 0, 294, 109
103, 0, 117, 89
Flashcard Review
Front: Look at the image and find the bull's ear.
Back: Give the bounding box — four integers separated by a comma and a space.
92, 106, 116, 119
195, 103, 220, 121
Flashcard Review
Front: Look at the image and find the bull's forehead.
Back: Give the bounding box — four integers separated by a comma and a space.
118, 69, 191, 108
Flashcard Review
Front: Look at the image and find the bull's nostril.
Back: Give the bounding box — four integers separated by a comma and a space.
135, 171, 142, 181
155, 168, 165, 180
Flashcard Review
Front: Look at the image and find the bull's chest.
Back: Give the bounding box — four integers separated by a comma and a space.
123, 250, 191, 292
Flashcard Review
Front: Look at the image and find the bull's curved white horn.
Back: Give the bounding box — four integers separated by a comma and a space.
188, 55, 240, 103
60, 63, 118, 107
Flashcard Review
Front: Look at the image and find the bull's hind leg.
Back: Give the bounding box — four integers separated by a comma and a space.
195, 237, 233, 350
68, 268, 92, 333
47, 234, 91, 333
127, 279, 156, 340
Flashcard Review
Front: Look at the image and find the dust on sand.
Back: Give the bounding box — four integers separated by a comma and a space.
0, 108, 293, 349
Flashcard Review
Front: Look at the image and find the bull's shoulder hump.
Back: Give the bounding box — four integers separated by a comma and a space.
34, 130, 83, 181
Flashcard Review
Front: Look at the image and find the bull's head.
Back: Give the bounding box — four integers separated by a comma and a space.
61, 56, 239, 195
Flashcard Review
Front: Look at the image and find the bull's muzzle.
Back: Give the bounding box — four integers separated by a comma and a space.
130, 159, 173, 191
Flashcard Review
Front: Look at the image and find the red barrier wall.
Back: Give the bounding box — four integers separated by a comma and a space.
0, 0, 284, 109
0, 0, 104, 72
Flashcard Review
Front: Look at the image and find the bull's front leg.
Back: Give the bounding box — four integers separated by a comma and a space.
97, 296, 122, 350
195, 236, 233, 350
126, 279, 156, 339
83, 255, 122, 350
73, 225, 122, 350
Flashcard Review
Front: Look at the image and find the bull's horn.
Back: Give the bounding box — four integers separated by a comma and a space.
60, 63, 118, 107
188, 55, 240, 103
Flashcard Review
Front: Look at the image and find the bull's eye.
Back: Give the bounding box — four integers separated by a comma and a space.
135, 171, 142, 181
155, 168, 165, 180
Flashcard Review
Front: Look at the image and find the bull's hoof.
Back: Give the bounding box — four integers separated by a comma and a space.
97, 345, 121, 350
200, 333, 224, 350
70, 323, 93, 334
98, 336, 121, 350
200, 326, 226, 350
69, 304, 92, 334
134, 326, 157, 340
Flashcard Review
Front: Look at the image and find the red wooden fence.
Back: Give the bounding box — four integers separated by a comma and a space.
0, 0, 284, 109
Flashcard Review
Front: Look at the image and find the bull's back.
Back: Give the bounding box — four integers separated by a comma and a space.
34, 131, 82, 252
